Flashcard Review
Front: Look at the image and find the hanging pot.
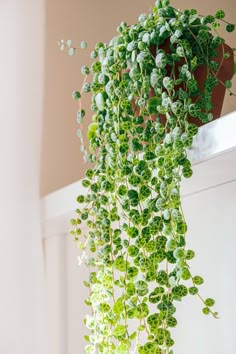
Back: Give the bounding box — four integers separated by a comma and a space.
140, 41, 234, 127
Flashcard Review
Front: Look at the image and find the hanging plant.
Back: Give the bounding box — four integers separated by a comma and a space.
62, 1, 235, 353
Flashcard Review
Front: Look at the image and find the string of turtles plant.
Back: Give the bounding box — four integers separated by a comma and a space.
62, 1, 235, 353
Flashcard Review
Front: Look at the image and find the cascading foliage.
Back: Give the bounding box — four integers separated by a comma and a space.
65, 1, 235, 353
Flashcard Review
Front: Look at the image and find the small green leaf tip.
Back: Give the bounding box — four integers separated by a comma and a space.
69, 47, 75, 56
72, 91, 81, 100
80, 41, 87, 49
226, 24, 235, 32
215, 10, 225, 19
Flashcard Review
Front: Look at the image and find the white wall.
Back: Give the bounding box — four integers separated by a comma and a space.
0, 1, 48, 353
44, 234, 67, 354
175, 180, 236, 353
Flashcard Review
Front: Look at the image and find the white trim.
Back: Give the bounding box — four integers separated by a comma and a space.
188, 111, 236, 163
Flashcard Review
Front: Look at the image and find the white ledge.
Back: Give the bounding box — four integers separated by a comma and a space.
41, 111, 236, 238
187, 111, 236, 164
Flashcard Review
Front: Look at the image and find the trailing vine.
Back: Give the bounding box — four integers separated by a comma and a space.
63, 1, 235, 353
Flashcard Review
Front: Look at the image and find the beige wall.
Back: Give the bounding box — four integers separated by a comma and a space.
41, 0, 236, 196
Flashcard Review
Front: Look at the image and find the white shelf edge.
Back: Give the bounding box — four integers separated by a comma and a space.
187, 111, 236, 164
41, 111, 236, 237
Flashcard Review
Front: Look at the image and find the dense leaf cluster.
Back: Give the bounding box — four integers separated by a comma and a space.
66, 1, 235, 353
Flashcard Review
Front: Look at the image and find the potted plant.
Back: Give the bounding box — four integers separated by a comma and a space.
64, 1, 235, 353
